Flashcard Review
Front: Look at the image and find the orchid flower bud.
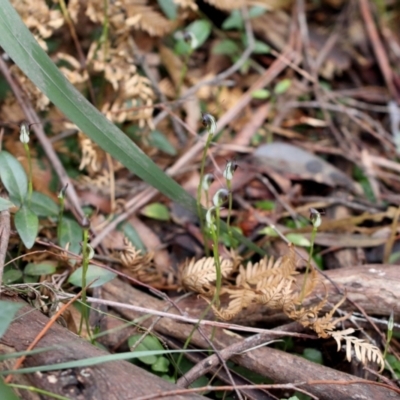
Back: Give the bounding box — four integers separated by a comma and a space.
19, 121, 30, 144
206, 206, 216, 230
58, 184, 68, 200
213, 188, 229, 207
309, 208, 321, 228
202, 173, 215, 192
201, 113, 216, 136
223, 160, 238, 181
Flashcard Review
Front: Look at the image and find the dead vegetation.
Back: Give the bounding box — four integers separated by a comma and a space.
0, 0, 400, 399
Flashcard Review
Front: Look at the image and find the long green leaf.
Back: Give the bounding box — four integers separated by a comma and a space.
0, 0, 264, 256
0, 349, 204, 375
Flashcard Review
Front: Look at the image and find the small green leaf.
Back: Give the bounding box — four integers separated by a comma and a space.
302, 348, 323, 365
58, 217, 83, 256
149, 130, 177, 156
0, 377, 19, 400
161, 374, 175, 383
141, 203, 170, 221
68, 264, 116, 288
14, 206, 39, 249
3, 269, 23, 284
274, 79, 292, 95
285, 233, 311, 247
30, 192, 59, 217
151, 356, 170, 372
118, 222, 146, 252
128, 334, 164, 365
174, 40, 191, 56
222, 10, 243, 30
24, 262, 56, 276
258, 226, 278, 236
0, 300, 23, 338
248, 6, 267, 18
212, 39, 240, 56
157, 0, 177, 20
253, 40, 270, 54
0, 198, 15, 211
186, 20, 212, 48
251, 89, 271, 99
0, 151, 28, 205
254, 200, 275, 210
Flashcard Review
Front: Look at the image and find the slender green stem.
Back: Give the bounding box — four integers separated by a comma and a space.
226, 179, 233, 243
8, 383, 70, 400
175, 206, 222, 379
197, 134, 213, 255
78, 224, 91, 339
299, 226, 317, 304
383, 311, 394, 360
57, 195, 65, 244
211, 206, 222, 308
23, 142, 32, 206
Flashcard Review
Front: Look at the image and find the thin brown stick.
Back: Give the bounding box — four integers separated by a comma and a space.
383, 205, 400, 263
4, 289, 83, 383
177, 322, 302, 388
134, 378, 400, 400
359, 0, 398, 100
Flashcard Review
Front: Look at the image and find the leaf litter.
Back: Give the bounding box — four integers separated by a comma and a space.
0, 0, 399, 397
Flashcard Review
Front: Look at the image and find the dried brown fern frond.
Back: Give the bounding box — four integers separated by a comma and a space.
77, 132, 104, 173
12, 0, 64, 41
117, 237, 154, 272
55, 53, 89, 86
286, 295, 349, 339
132, 5, 179, 36
331, 328, 384, 372
236, 248, 297, 288
180, 257, 234, 296
256, 276, 296, 310
210, 288, 257, 320
9, 65, 50, 110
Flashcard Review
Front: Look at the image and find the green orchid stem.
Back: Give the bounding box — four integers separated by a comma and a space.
212, 206, 222, 308
8, 383, 70, 400
175, 206, 222, 379
177, 49, 192, 97
57, 196, 65, 244
78, 225, 91, 339
226, 179, 233, 243
23, 142, 33, 206
299, 226, 317, 305
197, 134, 213, 255
383, 313, 394, 360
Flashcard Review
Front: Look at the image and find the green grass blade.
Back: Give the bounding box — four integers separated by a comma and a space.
0, 349, 204, 375
0, 0, 264, 256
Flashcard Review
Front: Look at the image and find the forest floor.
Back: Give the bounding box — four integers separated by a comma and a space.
0, 1, 400, 399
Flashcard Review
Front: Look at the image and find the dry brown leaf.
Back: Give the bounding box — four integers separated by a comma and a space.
331, 328, 384, 372
180, 257, 234, 295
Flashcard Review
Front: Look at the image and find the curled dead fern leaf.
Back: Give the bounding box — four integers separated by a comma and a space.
331, 328, 385, 372
117, 238, 154, 272
210, 288, 257, 320
180, 257, 233, 295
